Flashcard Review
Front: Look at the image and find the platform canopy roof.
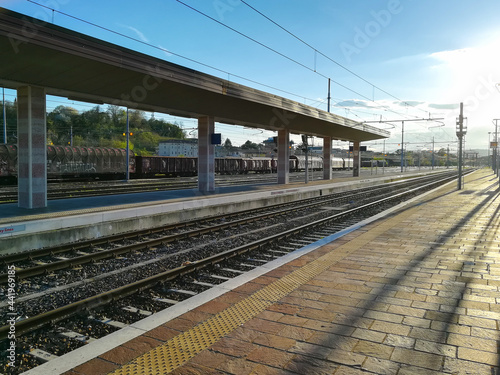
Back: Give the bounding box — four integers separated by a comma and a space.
0, 8, 389, 142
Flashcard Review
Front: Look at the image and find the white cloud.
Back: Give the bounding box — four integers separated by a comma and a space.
383, 53, 429, 66
157, 44, 173, 57
429, 38, 500, 98
118, 24, 150, 43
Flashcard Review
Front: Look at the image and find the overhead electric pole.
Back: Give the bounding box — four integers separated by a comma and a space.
494, 119, 500, 176
327, 78, 331, 113
401, 121, 404, 173
432, 137, 435, 170
447, 145, 449, 169
359, 117, 444, 173
456, 102, 466, 190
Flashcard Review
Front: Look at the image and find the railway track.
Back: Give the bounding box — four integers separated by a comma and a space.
0, 172, 315, 203
0, 167, 418, 203
0, 170, 456, 277
0, 170, 469, 373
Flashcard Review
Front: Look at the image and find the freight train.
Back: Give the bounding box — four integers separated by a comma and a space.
0, 144, 353, 183
289, 155, 353, 171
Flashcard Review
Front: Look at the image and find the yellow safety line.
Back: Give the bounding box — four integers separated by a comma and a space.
109, 204, 419, 375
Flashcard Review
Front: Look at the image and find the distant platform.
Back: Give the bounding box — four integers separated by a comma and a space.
0, 168, 449, 253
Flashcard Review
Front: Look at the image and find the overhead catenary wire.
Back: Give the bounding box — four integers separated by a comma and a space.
10, 3, 331, 146
23, 0, 317, 106
26, 0, 418, 124
1, 87, 397, 141
173, 0, 420, 120
22, 0, 414, 126
239, 0, 428, 117
173, 0, 380, 106
21, 0, 438, 147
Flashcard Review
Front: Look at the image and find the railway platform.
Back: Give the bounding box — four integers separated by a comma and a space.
23, 168, 500, 375
0, 168, 435, 253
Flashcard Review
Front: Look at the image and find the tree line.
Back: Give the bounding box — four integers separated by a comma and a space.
0, 101, 186, 155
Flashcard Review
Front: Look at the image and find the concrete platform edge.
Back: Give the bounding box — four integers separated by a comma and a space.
1, 173, 412, 254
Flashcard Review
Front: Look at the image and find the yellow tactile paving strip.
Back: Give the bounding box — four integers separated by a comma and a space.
106, 184, 423, 374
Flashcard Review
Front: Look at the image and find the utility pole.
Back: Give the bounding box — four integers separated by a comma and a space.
488, 132, 492, 168
383, 139, 385, 174
456, 103, 466, 190
494, 119, 500, 175
447, 145, 449, 169
360, 117, 444, 173
327, 78, 331, 113
431, 137, 435, 170
400, 121, 404, 173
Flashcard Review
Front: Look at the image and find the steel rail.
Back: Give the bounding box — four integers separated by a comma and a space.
0, 174, 309, 203
0, 171, 458, 277
0, 171, 467, 340
0, 183, 386, 282
0, 175, 406, 265
0, 169, 452, 203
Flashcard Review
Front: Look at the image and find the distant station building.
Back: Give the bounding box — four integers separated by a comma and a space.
158, 139, 197, 157
158, 139, 237, 157
308, 146, 323, 155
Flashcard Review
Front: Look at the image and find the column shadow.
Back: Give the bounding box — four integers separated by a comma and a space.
295, 170, 500, 373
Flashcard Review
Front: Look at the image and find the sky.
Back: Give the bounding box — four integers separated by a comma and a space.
2, 0, 500, 155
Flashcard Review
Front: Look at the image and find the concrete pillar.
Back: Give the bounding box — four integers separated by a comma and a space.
17, 86, 47, 208
323, 136, 332, 180
198, 116, 215, 192
277, 129, 289, 184
352, 141, 360, 177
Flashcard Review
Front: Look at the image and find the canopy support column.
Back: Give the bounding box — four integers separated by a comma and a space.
17, 86, 47, 208
323, 136, 332, 180
277, 129, 289, 184
197, 116, 215, 193
352, 141, 361, 177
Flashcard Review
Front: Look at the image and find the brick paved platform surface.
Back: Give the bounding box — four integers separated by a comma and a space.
63, 169, 500, 375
